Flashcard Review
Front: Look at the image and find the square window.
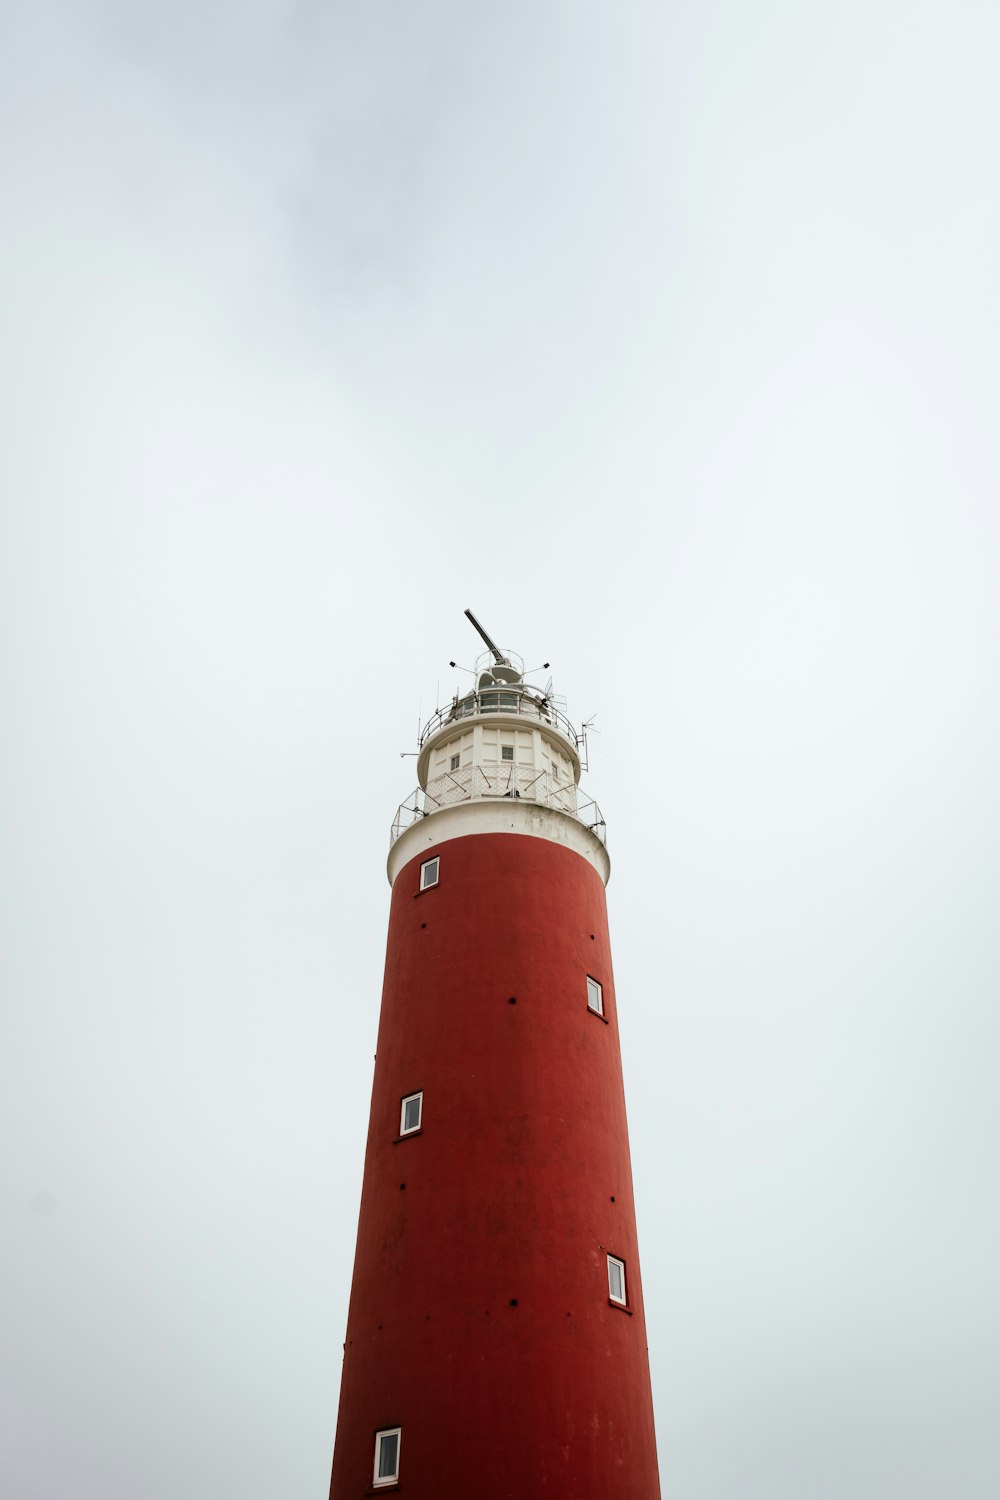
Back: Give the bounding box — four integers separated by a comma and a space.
420, 857, 439, 891
374, 1428, 401, 1486
450, 753, 460, 771
501, 745, 514, 761
587, 976, 604, 1015
608, 1254, 627, 1305
400, 1091, 422, 1136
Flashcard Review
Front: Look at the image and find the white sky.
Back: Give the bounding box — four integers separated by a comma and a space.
2, 2, 999, 1496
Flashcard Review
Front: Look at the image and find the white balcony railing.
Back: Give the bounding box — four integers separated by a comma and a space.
390, 765, 607, 848
419, 686, 579, 751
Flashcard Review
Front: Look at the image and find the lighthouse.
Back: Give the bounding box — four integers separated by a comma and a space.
328, 613, 661, 1499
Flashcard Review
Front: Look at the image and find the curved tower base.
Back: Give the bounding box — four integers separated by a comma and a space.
329, 825, 660, 1500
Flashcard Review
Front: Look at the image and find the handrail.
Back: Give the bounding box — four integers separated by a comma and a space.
390, 769, 607, 849
419, 686, 579, 751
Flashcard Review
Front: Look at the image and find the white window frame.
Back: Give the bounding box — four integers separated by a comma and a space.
420, 857, 439, 891
587, 975, 604, 1015
501, 744, 515, 761
400, 1091, 423, 1136
608, 1254, 627, 1306
374, 1427, 401, 1487
450, 752, 460, 770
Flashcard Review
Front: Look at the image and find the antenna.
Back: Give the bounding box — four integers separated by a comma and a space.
578, 714, 598, 774
464, 608, 507, 666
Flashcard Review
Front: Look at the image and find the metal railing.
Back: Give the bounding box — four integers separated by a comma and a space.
419, 686, 579, 750
390, 766, 607, 848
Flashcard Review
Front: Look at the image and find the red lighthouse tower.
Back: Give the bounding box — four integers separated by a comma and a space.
329, 613, 660, 1499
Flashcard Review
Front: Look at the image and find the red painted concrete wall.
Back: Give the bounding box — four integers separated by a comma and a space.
329, 831, 660, 1499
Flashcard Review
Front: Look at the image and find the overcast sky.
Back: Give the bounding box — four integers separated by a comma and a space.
3, 2, 999, 1497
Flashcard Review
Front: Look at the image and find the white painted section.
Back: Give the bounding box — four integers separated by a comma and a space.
422, 716, 581, 821
417, 712, 581, 792
387, 797, 611, 888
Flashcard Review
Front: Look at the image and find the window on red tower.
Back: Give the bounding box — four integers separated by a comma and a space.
374, 1428, 401, 1487
608, 1254, 627, 1306
420, 857, 439, 891
400, 1092, 422, 1136
587, 976, 604, 1015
